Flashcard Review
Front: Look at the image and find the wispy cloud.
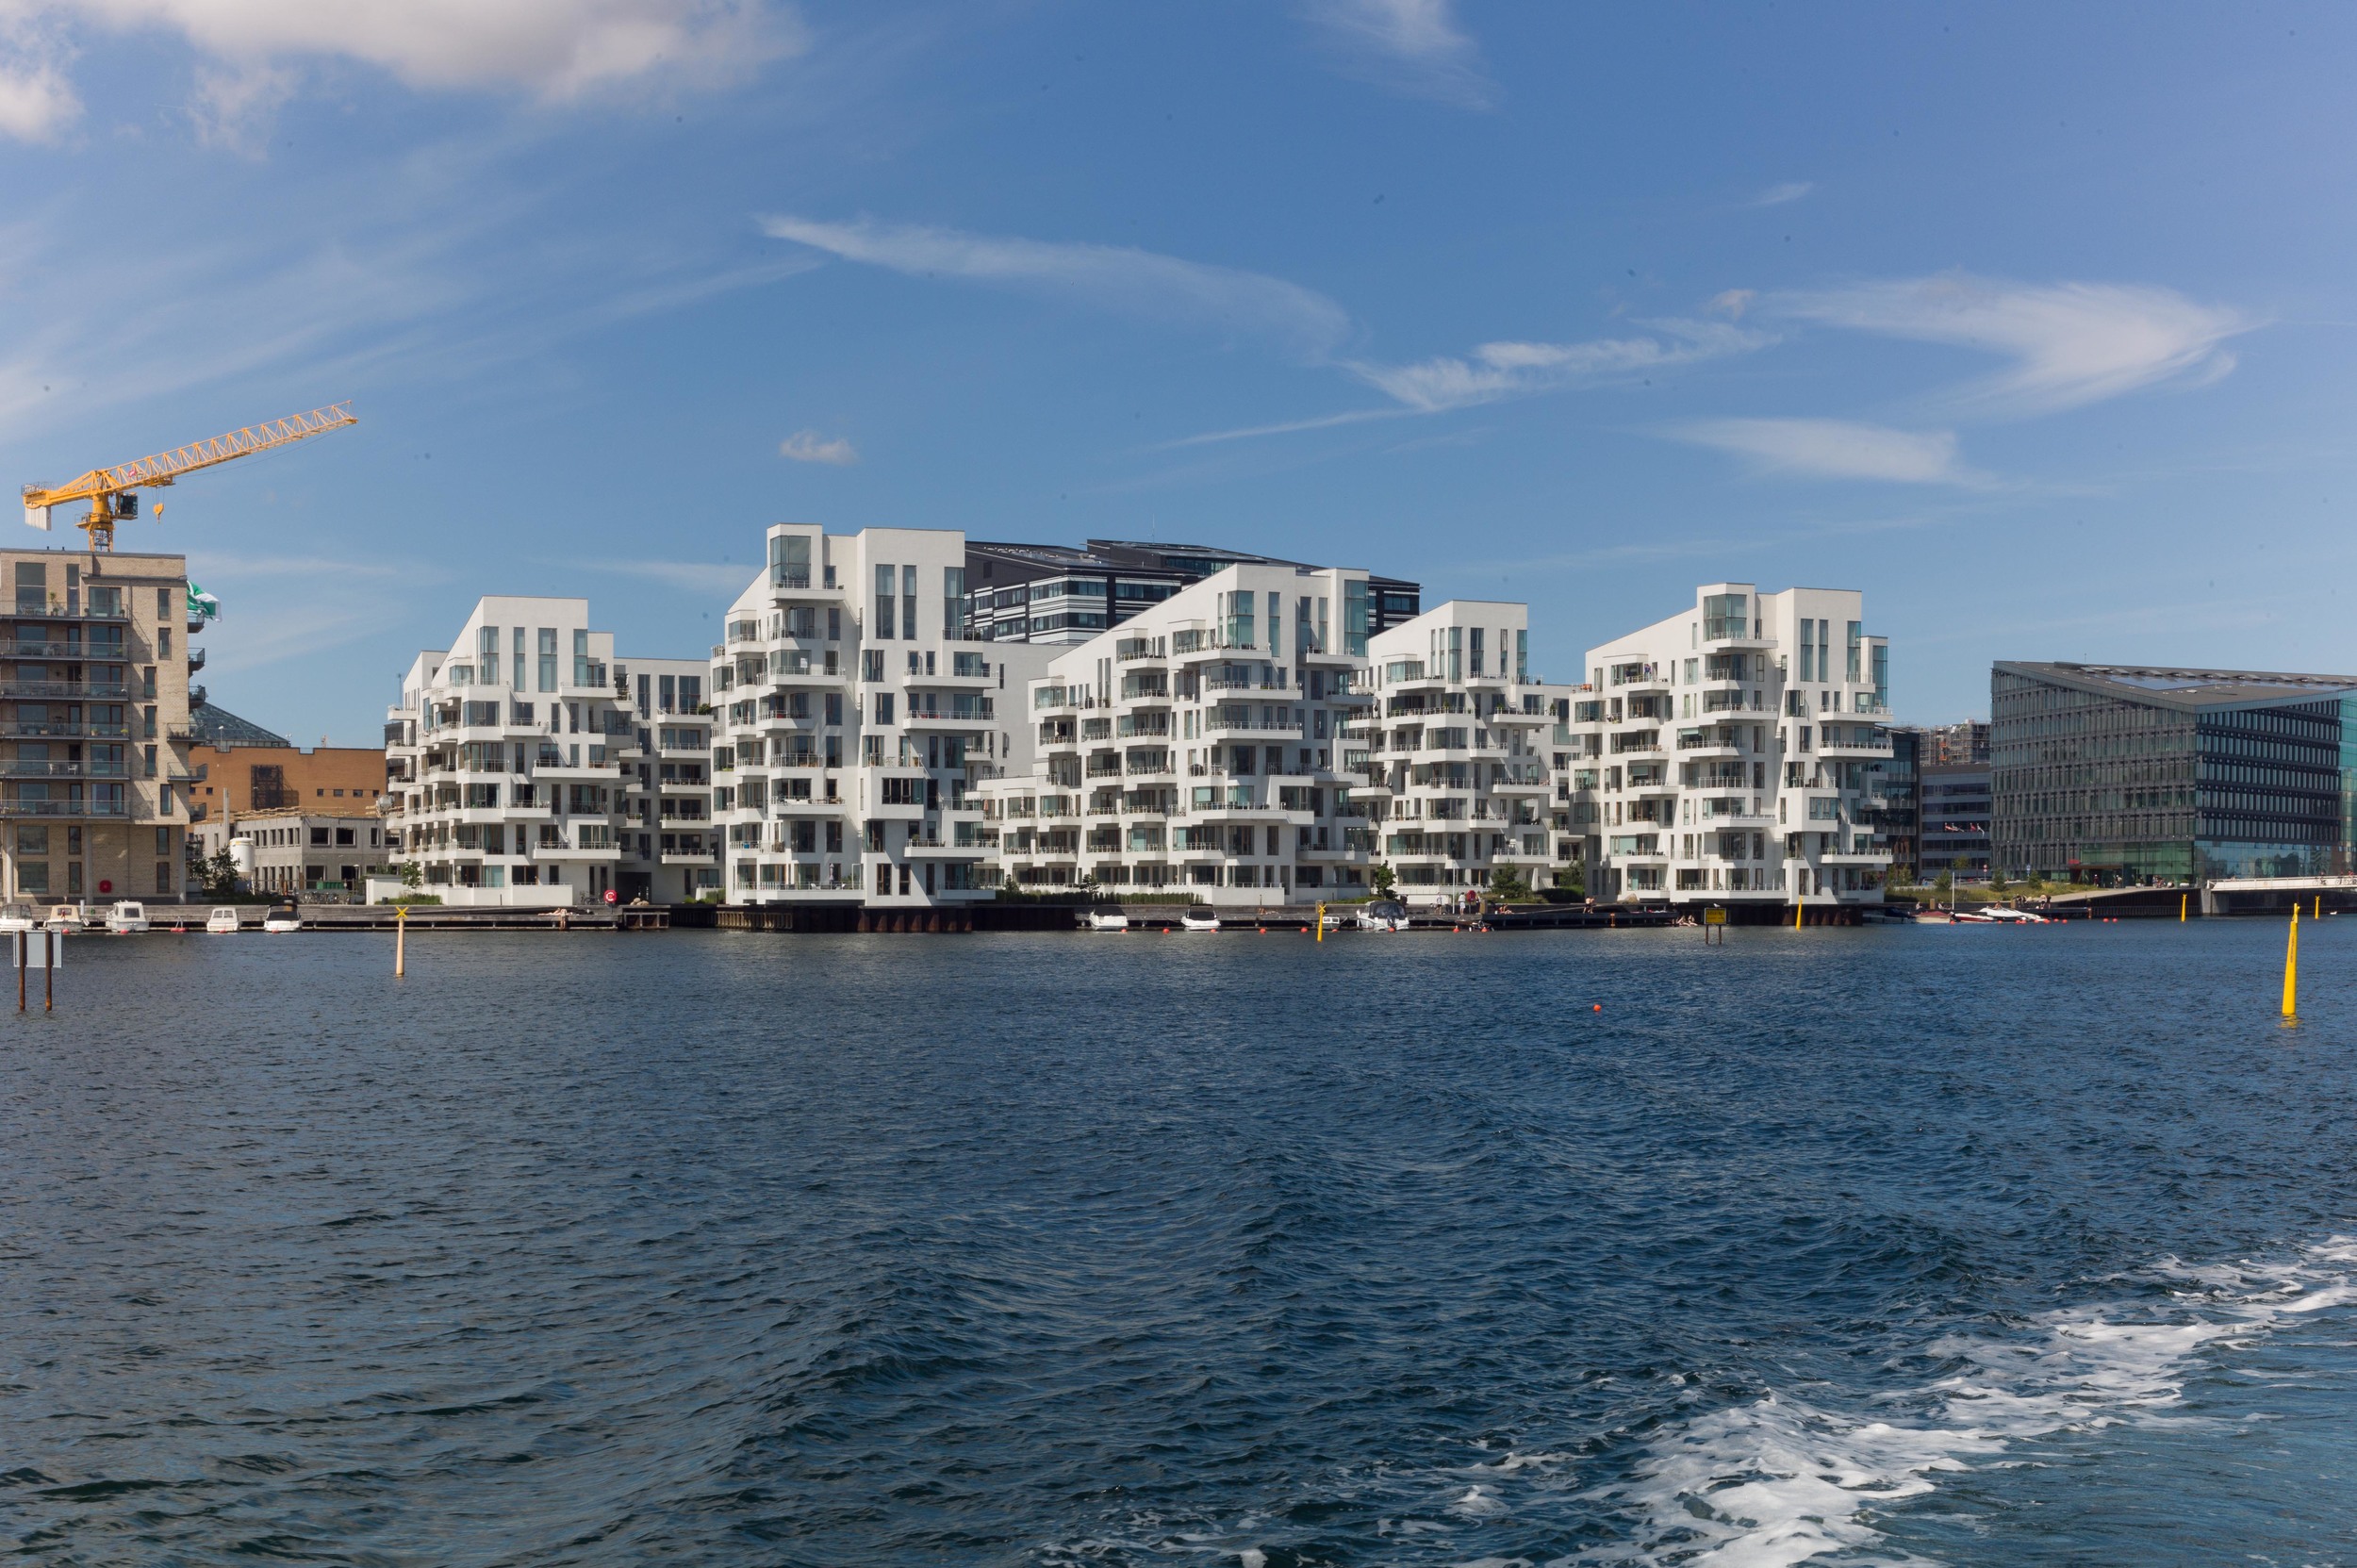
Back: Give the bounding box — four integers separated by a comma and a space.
1668, 418, 1982, 486
1774, 273, 2253, 415
1749, 180, 1813, 207
581, 558, 754, 597
1298, 0, 1495, 108
761, 213, 1353, 360
0, 0, 808, 144
780, 428, 857, 465
1350, 320, 1772, 414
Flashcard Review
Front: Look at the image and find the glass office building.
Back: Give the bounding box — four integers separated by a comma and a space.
1990, 662, 2357, 883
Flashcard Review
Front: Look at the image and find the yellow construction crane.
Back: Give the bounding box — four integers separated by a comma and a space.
21, 402, 357, 552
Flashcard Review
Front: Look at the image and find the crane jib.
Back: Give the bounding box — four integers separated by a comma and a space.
20, 402, 356, 550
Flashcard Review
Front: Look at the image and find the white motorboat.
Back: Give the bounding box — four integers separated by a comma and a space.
44, 904, 86, 933
1080, 909, 1130, 932
1982, 906, 2051, 924
261, 902, 303, 934
206, 907, 243, 933
1178, 909, 1222, 932
104, 900, 150, 933
0, 901, 36, 934
1355, 899, 1409, 932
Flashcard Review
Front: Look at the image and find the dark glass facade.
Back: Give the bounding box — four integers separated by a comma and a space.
1990, 664, 2357, 883
1863, 729, 1918, 880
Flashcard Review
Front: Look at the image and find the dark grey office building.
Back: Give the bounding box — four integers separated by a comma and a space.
1990, 662, 2357, 883
1920, 764, 1992, 879
963, 538, 1420, 646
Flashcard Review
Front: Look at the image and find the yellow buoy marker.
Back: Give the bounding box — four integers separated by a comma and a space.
2283, 902, 2299, 1018
2180, 893, 2187, 922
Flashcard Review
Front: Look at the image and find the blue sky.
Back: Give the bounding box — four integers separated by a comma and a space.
3, 1, 2352, 742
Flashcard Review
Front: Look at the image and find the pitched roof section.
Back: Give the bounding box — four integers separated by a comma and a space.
188, 703, 293, 749
1997, 661, 2357, 712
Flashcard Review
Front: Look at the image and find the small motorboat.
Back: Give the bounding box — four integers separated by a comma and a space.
1079, 909, 1130, 932
206, 906, 243, 933
44, 904, 86, 933
104, 900, 150, 933
1178, 909, 1222, 933
1948, 909, 1998, 923
1356, 899, 1409, 932
261, 902, 303, 934
0, 901, 36, 934
1981, 906, 2050, 924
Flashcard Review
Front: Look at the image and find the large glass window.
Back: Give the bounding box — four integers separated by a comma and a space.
1703, 592, 1747, 641
477, 625, 500, 685
770, 533, 811, 588
874, 564, 896, 640
1343, 581, 1370, 657
902, 565, 917, 642
572, 629, 590, 686
944, 567, 964, 638
537, 628, 557, 691
1846, 621, 1863, 683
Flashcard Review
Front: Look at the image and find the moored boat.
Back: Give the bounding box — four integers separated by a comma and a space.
206, 907, 243, 933
104, 900, 150, 933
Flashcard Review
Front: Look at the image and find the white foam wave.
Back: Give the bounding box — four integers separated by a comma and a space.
1589, 1234, 2357, 1567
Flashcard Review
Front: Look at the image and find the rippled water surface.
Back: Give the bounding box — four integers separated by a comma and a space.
4, 919, 2355, 1565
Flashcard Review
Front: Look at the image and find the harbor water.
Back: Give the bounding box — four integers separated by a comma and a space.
3, 918, 2353, 1564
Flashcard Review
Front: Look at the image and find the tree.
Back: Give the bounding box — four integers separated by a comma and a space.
1369, 862, 1396, 896
197, 847, 241, 897
1487, 864, 1530, 902
397, 860, 424, 890
1935, 869, 1953, 898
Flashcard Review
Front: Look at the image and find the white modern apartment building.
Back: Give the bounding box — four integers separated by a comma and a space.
709, 523, 1055, 906
614, 655, 717, 902
974, 561, 1377, 905
384, 597, 638, 906
1356, 602, 1581, 899
1571, 582, 1894, 912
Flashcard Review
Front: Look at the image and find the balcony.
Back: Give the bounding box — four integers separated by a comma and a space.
0, 760, 132, 780
0, 722, 131, 740
0, 800, 128, 817
9, 602, 131, 625
187, 646, 207, 672
0, 680, 128, 700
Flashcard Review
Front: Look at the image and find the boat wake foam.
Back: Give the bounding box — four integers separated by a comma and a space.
1589, 1235, 2357, 1567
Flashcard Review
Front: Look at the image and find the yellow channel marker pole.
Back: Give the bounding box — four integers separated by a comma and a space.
2180, 892, 2187, 922
395, 905, 406, 978
2283, 902, 2299, 1018
1315, 901, 1325, 944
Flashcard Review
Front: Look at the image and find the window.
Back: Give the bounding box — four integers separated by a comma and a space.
478, 624, 501, 685
875, 692, 895, 725
156, 587, 171, 619
140, 666, 156, 699
1846, 620, 1862, 684
538, 628, 557, 691
14, 561, 44, 614
573, 629, 590, 686
770, 532, 812, 588
874, 564, 897, 639
142, 705, 157, 739
902, 564, 917, 643
864, 649, 885, 682
159, 628, 172, 658
142, 744, 156, 777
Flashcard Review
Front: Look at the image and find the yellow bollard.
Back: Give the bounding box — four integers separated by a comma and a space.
2180, 893, 2187, 922
2283, 903, 2299, 1017
395, 905, 406, 978
1316, 901, 1325, 944
1793, 898, 1803, 931
2315, 895, 2321, 920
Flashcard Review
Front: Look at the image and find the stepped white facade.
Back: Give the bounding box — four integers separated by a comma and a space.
707, 523, 1055, 906
384, 597, 637, 906
615, 655, 718, 903
1355, 602, 1582, 898
1569, 583, 1895, 911
972, 560, 1379, 905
